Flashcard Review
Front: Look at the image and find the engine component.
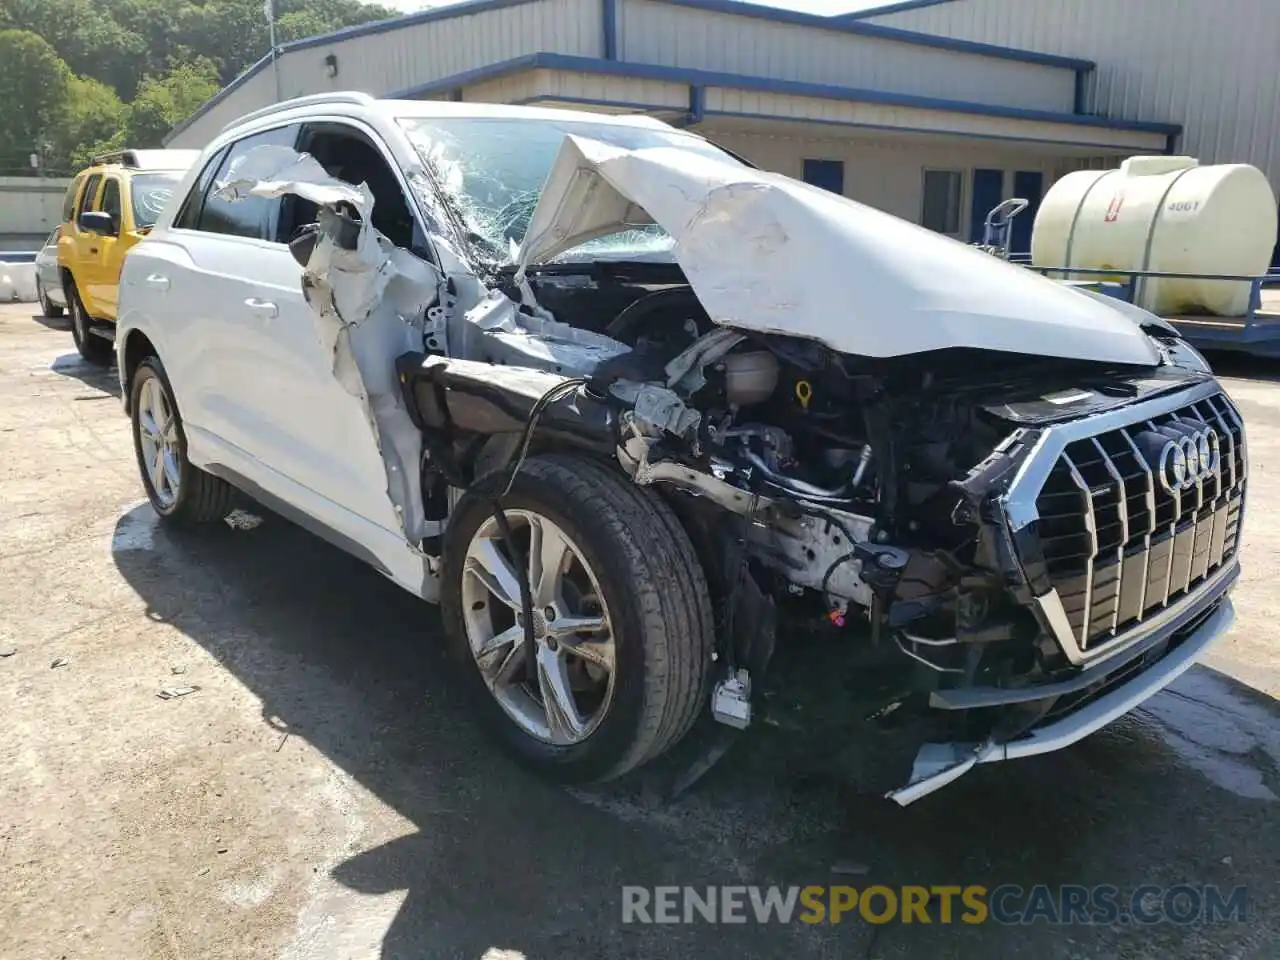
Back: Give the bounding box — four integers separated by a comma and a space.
711, 669, 753, 729
723, 350, 780, 406
611, 382, 701, 438
454, 289, 632, 376
746, 506, 876, 607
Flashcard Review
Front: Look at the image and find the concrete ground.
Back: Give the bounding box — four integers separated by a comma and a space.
1, 301, 1277, 959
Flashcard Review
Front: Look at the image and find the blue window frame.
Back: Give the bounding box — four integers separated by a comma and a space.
803, 158, 845, 195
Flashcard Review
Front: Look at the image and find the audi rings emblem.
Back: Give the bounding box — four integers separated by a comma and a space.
1157, 427, 1220, 493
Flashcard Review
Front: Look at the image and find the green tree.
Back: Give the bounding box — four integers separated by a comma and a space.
49, 75, 130, 170
0, 30, 71, 174
125, 59, 221, 148
0, 0, 147, 98
0, 0, 401, 154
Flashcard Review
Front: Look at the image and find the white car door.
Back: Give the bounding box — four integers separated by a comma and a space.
160, 122, 404, 537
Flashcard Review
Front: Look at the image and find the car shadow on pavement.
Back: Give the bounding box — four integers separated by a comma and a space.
49, 352, 120, 399
109, 504, 1280, 959
30, 312, 69, 331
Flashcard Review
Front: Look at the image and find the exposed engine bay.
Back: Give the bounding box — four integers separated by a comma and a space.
215, 132, 1243, 805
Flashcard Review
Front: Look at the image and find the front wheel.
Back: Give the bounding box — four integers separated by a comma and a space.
36, 279, 64, 318
441, 454, 715, 783
130, 358, 235, 525
67, 280, 112, 365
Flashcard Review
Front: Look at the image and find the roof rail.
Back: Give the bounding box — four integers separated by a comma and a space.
91, 150, 138, 168
220, 91, 378, 133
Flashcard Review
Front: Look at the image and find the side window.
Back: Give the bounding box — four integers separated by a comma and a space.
61, 175, 84, 222
286, 122, 426, 256
195, 124, 300, 241
101, 178, 122, 230
174, 147, 228, 231
78, 174, 103, 219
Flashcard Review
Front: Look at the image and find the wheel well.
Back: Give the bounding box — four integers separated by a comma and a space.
122, 331, 157, 411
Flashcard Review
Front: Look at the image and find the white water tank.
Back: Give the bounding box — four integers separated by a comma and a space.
1031, 156, 1278, 317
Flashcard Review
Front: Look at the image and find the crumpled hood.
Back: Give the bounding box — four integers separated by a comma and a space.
517, 136, 1161, 367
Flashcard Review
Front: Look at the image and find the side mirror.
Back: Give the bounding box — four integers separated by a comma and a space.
78, 211, 117, 236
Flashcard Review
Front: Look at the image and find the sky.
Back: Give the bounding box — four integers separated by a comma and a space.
373, 0, 887, 15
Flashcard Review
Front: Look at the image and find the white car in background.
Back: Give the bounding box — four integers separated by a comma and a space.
113, 93, 1244, 804
34, 228, 66, 318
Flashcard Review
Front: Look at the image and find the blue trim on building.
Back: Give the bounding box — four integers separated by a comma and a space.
688, 85, 706, 125
165, 51, 275, 142
390, 55, 542, 99
642, 0, 1094, 70
440, 53, 1180, 135
698, 109, 1170, 153
1073, 69, 1087, 114
511, 94, 684, 113
602, 0, 619, 60
841, 0, 960, 19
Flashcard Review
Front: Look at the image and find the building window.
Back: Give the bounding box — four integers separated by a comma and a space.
803, 158, 845, 195
922, 169, 963, 235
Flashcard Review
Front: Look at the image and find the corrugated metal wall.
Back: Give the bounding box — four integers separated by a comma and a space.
702, 87, 1166, 152
279, 0, 602, 99
618, 0, 1076, 112
170, 0, 604, 147
865, 0, 1280, 188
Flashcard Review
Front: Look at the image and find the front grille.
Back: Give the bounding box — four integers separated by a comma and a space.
1031, 391, 1245, 652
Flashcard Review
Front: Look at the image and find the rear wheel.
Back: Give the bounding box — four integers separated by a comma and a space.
130, 358, 235, 525
441, 454, 715, 783
36, 279, 64, 318
67, 280, 112, 365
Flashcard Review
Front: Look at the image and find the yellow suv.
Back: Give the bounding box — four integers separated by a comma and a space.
58, 149, 199, 364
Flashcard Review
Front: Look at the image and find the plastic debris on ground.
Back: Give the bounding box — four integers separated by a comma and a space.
224, 509, 264, 532
158, 685, 200, 700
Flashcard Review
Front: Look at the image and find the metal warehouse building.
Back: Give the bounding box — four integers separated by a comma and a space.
167, 0, 1280, 253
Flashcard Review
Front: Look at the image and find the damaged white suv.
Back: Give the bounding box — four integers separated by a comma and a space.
116, 93, 1245, 803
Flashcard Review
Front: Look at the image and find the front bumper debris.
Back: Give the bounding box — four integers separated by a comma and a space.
886, 594, 1236, 806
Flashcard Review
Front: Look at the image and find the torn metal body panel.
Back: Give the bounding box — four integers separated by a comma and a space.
217, 145, 443, 544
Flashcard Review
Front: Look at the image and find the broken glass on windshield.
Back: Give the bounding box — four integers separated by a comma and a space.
398, 114, 743, 265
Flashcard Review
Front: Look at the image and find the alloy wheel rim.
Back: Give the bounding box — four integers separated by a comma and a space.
460, 510, 616, 745
137, 376, 181, 508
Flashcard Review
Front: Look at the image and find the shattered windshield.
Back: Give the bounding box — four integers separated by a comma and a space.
398, 115, 743, 264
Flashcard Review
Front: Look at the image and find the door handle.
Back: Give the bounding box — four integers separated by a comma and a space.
244, 297, 278, 319
89, 247, 99, 254
145, 274, 170, 292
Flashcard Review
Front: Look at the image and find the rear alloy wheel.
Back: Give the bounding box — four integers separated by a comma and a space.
36, 279, 64, 318
130, 358, 235, 525
67, 281, 112, 365
441, 455, 714, 783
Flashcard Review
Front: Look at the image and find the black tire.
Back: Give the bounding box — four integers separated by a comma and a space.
129, 357, 235, 525
441, 454, 715, 783
66, 279, 112, 365
36, 279, 64, 318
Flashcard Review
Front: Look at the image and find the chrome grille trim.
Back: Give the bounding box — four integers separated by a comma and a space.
1002, 379, 1245, 665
